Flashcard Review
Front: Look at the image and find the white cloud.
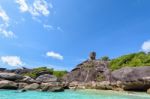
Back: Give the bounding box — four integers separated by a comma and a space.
0, 29, 15, 38
142, 40, 150, 53
0, 56, 23, 67
16, 0, 28, 12
0, 8, 9, 22
57, 26, 64, 32
43, 24, 54, 30
43, 25, 64, 32
32, 0, 50, 16
46, 51, 64, 60
0, 7, 15, 38
16, 0, 51, 17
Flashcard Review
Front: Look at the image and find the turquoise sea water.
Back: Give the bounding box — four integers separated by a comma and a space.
0, 89, 150, 99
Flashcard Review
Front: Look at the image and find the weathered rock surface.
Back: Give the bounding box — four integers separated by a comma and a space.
24, 83, 40, 90
0, 80, 18, 89
147, 88, 150, 94
64, 52, 150, 92
21, 76, 37, 83
0, 73, 23, 81
111, 66, 150, 91
18, 83, 28, 89
8, 68, 32, 75
40, 82, 64, 92
64, 60, 110, 82
50, 87, 64, 92
89, 52, 96, 60
36, 74, 57, 83
96, 81, 112, 90
0, 66, 63, 92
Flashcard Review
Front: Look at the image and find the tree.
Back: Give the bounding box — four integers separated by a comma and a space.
101, 56, 110, 61
53, 71, 68, 78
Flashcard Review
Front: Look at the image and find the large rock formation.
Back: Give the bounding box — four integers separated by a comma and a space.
20, 76, 37, 84
24, 83, 40, 90
111, 66, 150, 91
40, 82, 64, 92
63, 52, 150, 92
36, 74, 57, 83
147, 88, 150, 94
0, 80, 18, 89
4, 67, 32, 75
0, 73, 23, 81
64, 60, 110, 83
1, 52, 150, 93
0, 70, 64, 92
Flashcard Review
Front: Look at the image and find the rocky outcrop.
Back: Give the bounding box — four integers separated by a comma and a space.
4, 67, 32, 75
24, 83, 40, 90
89, 52, 96, 60
0, 73, 23, 81
2, 52, 150, 93
36, 74, 57, 83
0, 80, 18, 89
10, 68, 31, 75
40, 82, 64, 92
63, 52, 112, 90
50, 87, 64, 92
20, 76, 37, 83
64, 52, 150, 92
147, 88, 150, 94
95, 81, 112, 90
18, 83, 28, 89
111, 66, 150, 91
0, 71, 64, 92
64, 60, 110, 83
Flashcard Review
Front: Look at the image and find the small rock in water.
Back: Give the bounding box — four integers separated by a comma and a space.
50, 87, 64, 92
147, 88, 150, 94
19, 89, 27, 92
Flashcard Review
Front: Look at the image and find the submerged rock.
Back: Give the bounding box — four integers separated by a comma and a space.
51, 87, 64, 92
19, 89, 27, 92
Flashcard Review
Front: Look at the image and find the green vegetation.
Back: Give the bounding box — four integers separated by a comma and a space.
24, 67, 53, 78
100, 56, 110, 61
24, 67, 67, 78
110, 52, 150, 70
53, 71, 68, 78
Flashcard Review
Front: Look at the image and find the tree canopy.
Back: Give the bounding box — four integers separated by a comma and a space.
24, 67, 67, 78
110, 52, 150, 70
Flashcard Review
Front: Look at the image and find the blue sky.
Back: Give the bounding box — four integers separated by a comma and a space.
0, 0, 150, 71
